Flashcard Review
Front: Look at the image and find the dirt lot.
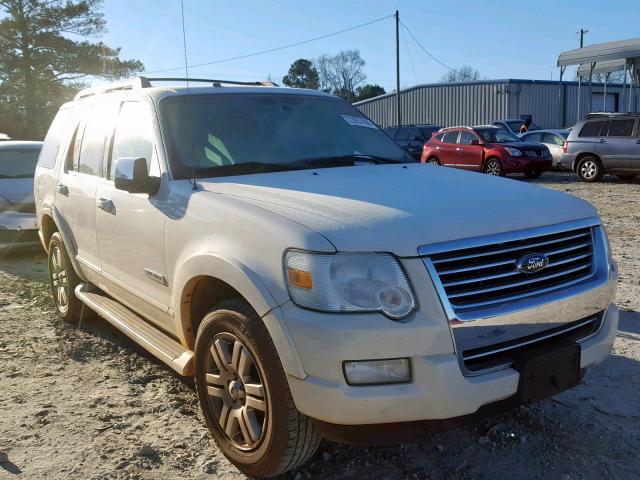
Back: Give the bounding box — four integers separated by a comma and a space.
1, 172, 639, 480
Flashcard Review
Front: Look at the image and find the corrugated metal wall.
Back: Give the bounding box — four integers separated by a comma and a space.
355, 80, 640, 129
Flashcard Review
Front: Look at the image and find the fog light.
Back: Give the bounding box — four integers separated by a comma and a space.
343, 358, 411, 386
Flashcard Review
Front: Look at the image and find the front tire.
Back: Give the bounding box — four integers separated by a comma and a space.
194, 299, 320, 478
48, 232, 85, 322
427, 157, 440, 165
484, 158, 503, 176
576, 156, 604, 182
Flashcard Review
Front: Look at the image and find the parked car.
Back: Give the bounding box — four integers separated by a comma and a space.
422, 126, 552, 178
520, 129, 570, 168
383, 124, 442, 159
0, 133, 12, 141
35, 77, 618, 478
493, 118, 541, 136
0, 141, 42, 252
560, 112, 640, 182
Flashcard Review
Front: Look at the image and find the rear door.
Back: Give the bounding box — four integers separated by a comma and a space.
94, 99, 170, 326
439, 130, 460, 166
598, 118, 636, 171
54, 100, 116, 281
456, 131, 484, 170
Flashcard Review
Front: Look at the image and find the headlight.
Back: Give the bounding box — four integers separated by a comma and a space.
505, 147, 522, 156
284, 251, 416, 319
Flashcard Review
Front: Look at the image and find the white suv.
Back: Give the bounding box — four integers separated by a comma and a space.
35, 77, 618, 478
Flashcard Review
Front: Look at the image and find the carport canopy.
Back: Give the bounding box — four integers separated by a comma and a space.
576, 59, 627, 78
558, 37, 640, 67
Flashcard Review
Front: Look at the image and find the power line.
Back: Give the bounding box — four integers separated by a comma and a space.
400, 23, 418, 84
400, 21, 458, 74
144, 13, 395, 74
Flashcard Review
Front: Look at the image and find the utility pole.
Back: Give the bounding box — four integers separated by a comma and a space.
395, 10, 401, 126
579, 28, 588, 48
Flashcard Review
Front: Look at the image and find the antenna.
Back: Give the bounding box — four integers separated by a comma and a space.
180, 0, 197, 190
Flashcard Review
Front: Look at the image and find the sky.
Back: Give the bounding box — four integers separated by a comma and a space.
98, 0, 640, 91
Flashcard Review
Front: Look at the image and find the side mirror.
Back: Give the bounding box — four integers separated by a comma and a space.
470, 139, 481, 145
114, 157, 160, 195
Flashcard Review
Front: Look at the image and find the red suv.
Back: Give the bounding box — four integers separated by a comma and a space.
421, 126, 552, 178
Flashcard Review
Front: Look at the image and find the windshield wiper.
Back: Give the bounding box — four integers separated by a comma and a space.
293, 154, 411, 168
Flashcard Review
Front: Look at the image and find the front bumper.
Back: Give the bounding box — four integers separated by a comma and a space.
502, 156, 553, 174
270, 253, 618, 426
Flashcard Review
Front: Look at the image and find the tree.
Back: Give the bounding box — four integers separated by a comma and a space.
0, 0, 143, 139
355, 84, 385, 101
282, 58, 319, 90
315, 50, 366, 102
439, 66, 481, 83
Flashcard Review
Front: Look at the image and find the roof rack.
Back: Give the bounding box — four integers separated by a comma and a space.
584, 112, 640, 119
74, 76, 278, 100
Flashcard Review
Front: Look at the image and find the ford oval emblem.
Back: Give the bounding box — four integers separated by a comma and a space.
516, 253, 549, 274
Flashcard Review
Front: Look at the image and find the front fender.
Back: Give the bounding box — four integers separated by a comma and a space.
172, 253, 306, 379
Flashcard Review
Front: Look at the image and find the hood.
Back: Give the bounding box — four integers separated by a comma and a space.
200, 164, 598, 257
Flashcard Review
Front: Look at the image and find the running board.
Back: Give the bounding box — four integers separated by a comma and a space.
75, 284, 194, 376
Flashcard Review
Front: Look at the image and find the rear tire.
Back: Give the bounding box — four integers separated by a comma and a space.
427, 157, 440, 165
616, 174, 637, 182
48, 232, 85, 322
524, 170, 543, 179
484, 158, 503, 176
576, 156, 604, 182
194, 299, 321, 478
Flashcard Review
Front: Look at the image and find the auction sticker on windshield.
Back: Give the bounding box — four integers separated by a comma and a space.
340, 115, 377, 129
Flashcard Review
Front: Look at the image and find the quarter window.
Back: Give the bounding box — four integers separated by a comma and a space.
543, 133, 564, 146
110, 102, 158, 179
578, 120, 605, 137
38, 108, 75, 169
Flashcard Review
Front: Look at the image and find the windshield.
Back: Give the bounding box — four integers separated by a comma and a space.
476, 128, 520, 144
419, 127, 440, 138
160, 93, 412, 179
0, 148, 41, 178
506, 120, 540, 131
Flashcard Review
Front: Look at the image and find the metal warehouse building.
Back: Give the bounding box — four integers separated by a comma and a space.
354, 79, 640, 129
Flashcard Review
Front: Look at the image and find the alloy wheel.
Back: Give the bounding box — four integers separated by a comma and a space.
205, 333, 267, 450
485, 160, 501, 176
428, 159, 439, 165
580, 160, 598, 180
50, 245, 69, 314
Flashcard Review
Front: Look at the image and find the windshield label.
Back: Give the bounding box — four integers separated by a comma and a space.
340, 115, 377, 129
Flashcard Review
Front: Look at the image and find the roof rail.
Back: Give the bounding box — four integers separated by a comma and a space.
74, 76, 278, 100
584, 112, 640, 119
441, 125, 475, 130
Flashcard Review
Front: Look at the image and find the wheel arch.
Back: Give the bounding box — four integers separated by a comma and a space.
573, 152, 602, 172
174, 254, 306, 379
40, 213, 57, 254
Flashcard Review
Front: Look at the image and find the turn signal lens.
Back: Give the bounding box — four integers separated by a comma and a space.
343, 358, 411, 385
287, 267, 313, 289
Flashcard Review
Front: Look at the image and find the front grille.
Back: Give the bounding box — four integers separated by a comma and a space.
463, 313, 601, 372
523, 150, 547, 158
427, 226, 595, 315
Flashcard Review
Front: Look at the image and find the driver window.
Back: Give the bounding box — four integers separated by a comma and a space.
458, 131, 477, 145
110, 101, 159, 179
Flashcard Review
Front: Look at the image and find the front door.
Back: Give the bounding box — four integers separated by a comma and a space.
94, 100, 170, 326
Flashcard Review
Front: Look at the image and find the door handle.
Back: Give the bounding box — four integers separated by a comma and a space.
436, 146, 441, 150
599, 139, 607, 143
56, 184, 69, 196
455, 147, 463, 152
96, 197, 115, 214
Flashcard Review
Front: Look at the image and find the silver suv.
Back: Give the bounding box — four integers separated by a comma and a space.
560, 113, 640, 182
34, 77, 619, 477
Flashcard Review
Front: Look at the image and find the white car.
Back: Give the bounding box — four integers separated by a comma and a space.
34, 77, 618, 478
520, 129, 571, 168
0, 141, 42, 252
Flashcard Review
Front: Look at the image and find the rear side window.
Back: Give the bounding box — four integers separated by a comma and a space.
110, 101, 158, 179
607, 119, 635, 137
442, 131, 459, 144
578, 121, 605, 137
524, 132, 542, 142
38, 108, 74, 169
543, 133, 564, 145
0, 148, 41, 178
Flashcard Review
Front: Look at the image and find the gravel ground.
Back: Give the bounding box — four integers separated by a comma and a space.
1, 172, 639, 480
